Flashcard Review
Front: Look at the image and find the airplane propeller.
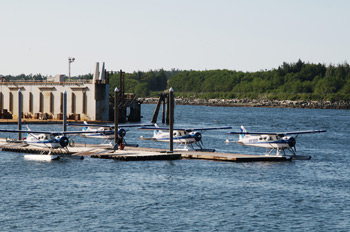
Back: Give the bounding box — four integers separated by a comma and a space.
193, 132, 202, 142
59, 136, 69, 148
288, 137, 296, 147
118, 129, 127, 138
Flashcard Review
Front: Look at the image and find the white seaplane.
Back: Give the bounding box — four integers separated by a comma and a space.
226, 125, 327, 159
0, 128, 101, 161
68, 121, 153, 148
139, 123, 232, 151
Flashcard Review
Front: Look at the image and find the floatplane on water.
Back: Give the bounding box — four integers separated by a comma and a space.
68, 121, 153, 148
139, 123, 232, 151
0, 128, 103, 161
226, 125, 327, 160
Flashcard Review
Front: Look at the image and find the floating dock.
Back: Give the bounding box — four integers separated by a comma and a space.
180, 151, 291, 162
0, 139, 291, 162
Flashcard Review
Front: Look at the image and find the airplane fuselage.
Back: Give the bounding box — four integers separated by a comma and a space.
153, 129, 201, 144
238, 134, 294, 149
24, 133, 67, 148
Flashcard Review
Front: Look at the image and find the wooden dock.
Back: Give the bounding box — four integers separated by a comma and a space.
0, 139, 291, 162
181, 151, 290, 162
120, 147, 291, 162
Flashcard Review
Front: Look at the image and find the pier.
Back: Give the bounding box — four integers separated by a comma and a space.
0, 139, 290, 162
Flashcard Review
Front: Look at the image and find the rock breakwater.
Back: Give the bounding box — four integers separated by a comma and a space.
138, 97, 350, 109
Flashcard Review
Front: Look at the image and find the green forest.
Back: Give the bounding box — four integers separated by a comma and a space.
109, 60, 350, 102
3, 60, 350, 102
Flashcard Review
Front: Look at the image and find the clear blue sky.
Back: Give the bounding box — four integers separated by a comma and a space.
1, 0, 349, 76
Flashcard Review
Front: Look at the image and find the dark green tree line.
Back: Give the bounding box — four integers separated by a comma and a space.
167, 60, 350, 101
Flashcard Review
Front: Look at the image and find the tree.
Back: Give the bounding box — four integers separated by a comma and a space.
135, 83, 150, 97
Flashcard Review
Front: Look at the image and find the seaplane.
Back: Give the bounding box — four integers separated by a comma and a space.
139, 123, 232, 151
68, 121, 153, 148
226, 125, 327, 160
0, 127, 102, 161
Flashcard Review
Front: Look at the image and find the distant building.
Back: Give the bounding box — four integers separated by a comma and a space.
46, 74, 65, 83
0, 62, 109, 121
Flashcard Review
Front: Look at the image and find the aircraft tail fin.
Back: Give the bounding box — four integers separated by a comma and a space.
154, 123, 159, 135
239, 125, 246, 139
25, 125, 31, 138
83, 121, 88, 131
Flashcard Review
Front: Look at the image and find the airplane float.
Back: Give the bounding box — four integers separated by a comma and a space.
0, 127, 102, 161
139, 123, 232, 151
68, 121, 153, 148
226, 125, 327, 159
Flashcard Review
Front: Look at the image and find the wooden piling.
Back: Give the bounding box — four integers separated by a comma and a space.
114, 87, 119, 147
18, 89, 22, 140
162, 95, 166, 123
166, 94, 170, 124
169, 88, 174, 152
63, 91, 67, 132
151, 95, 162, 123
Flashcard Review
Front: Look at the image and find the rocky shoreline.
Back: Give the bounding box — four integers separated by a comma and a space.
138, 97, 350, 109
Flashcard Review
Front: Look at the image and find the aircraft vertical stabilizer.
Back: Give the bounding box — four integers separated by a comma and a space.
240, 125, 246, 139
153, 123, 159, 135
83, 121, 88, 131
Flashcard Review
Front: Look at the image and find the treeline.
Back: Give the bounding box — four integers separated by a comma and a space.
108, 60, 350, 102
168, 60, 350, 101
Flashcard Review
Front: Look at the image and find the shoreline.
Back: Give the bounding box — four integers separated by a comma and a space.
138, 97, 350, 109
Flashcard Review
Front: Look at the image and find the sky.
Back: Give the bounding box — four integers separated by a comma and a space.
1, 0, 349, 76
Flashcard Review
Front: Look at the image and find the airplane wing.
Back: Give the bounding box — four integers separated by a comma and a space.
0, 129, 111, 135
139, 126, 232, 131
189, 126, 232, 131
228, 129, 327, 136
67, 123, 112, 128
62, 130, 113, 135
139, 137, 158, 141
68, 123, 153, 128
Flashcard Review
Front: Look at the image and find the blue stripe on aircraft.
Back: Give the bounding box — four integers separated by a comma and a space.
247, 140, 289, 145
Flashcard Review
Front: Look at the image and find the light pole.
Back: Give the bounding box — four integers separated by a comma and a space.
68, 57, 75, 81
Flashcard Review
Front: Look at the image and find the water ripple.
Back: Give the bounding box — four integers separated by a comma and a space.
1, 106, 349, 231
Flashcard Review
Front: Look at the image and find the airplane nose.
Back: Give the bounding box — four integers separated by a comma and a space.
194, 132, 202, 142
59, 136, 69, 147
118, 129, 126, 138
288, 137, 296, 147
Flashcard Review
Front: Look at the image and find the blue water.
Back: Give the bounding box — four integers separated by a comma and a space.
0, 105, 349, 231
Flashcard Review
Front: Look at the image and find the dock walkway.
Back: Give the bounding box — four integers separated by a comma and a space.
0, 139, 291, 162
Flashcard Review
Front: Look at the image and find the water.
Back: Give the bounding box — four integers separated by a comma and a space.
0, 105, 349, 231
